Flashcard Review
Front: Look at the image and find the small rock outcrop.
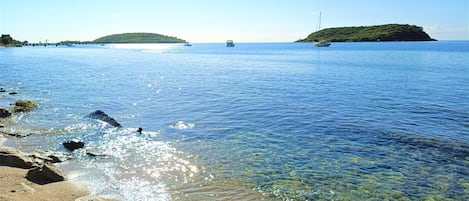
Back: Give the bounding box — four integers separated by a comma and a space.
1, 146, 67, 184
86, 110, 122, 127
26, 163, 66, 184
12, 99, 37, 113
63, 138, 85, 151
0, 107, 12, 118
0, 146, 35, 168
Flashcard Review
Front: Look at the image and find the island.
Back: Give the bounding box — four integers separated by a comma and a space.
93, 32, 186, 43
296, 24, 435, 42
1, 34, 26, 47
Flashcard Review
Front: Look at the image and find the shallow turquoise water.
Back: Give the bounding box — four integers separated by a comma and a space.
1, 41, 469, 200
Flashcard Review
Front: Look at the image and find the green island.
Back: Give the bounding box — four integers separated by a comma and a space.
0, 34, 26, 47
297, 24, 435, 42
93, 32, 186, 43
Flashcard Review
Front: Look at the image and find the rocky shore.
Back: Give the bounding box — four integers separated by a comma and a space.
0, 88, 116, 201
0, 145, 89, 201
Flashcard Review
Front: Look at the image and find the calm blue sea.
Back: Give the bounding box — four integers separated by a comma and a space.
1, 41, 468, 200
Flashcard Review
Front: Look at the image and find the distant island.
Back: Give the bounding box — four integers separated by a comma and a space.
0, 34, 26, 47
93, 33, 186, 43
297, 24, 436, 42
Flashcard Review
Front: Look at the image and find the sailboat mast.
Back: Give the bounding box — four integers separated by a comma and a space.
318, 12, 322, 31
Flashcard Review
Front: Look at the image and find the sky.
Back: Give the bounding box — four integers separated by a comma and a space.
1, 0, 468, 43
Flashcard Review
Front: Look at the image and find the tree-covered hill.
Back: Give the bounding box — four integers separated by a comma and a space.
1, 34, 25, 47
93, 33, 186, 43
297, 24, 435, 42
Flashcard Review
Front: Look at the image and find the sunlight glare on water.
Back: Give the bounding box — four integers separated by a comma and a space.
105, 43, 182, 53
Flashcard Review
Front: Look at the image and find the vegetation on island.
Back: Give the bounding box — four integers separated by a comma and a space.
297, 24, 435, 42
93, 33, 186, 43
1, 34, 27, 47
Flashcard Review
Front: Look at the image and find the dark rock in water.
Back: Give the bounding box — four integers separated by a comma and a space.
86, 110, 122, 127
8, 92, 17, 95
0, 107, 12, 118
0, 88, 6, 92
26, 163, 66, 184
63, 138, 85, 151
12, 99, 37, 113
86, 150, 107, 157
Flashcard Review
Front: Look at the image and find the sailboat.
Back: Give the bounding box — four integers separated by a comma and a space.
314, 12, 331, 47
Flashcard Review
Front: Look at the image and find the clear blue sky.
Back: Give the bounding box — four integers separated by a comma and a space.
1, 0, 468, 43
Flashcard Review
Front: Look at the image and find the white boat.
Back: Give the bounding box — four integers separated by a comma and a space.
184, 42, 192, 46
314, 40, 331, 47
313, 12, 331, 47
226, 40, 235, 47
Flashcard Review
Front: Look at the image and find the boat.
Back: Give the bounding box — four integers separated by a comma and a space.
314, 40, 331, 47
226, 40, 235, 47
313, 12, 331, 47
184, 42, 192, 46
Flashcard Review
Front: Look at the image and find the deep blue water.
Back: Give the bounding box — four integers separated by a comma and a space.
1, 41, 469, 200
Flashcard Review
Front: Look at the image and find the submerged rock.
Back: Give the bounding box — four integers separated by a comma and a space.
171, 120, 195, 130
12, 99, 37, 113
86, 150, 107, 157
0, 130, 32, 138
86, 110, 122, 127
63, 138, 85, 151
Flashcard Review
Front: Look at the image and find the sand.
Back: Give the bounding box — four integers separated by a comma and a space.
0, 166, 88, 201
0, 138, 118, 201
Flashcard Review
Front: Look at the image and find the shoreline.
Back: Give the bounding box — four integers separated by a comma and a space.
0, 88, 121, 201
0, 140, 90, 201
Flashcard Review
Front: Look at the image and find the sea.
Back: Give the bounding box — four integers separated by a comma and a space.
1, 41, 468, 201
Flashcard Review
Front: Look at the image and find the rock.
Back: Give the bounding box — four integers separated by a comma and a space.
30, 150, 63, 163
0, 107, 12, 118
86, 150, 107, 157
0, 146, 68, 185
12, 99, 37, 113
86, 110, 122, 127
9, 92, 17, 95
0, 146, 35, 169
26, 162, 66, 184
0, 130, 32, 138
63, 138, 85, 151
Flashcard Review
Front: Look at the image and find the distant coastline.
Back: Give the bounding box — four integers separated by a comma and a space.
297, 24, 436, 42
93, 32, 186, 43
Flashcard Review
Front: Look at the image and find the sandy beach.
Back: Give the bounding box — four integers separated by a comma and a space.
0, 166, 88, 201
0, 138, 108, 201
